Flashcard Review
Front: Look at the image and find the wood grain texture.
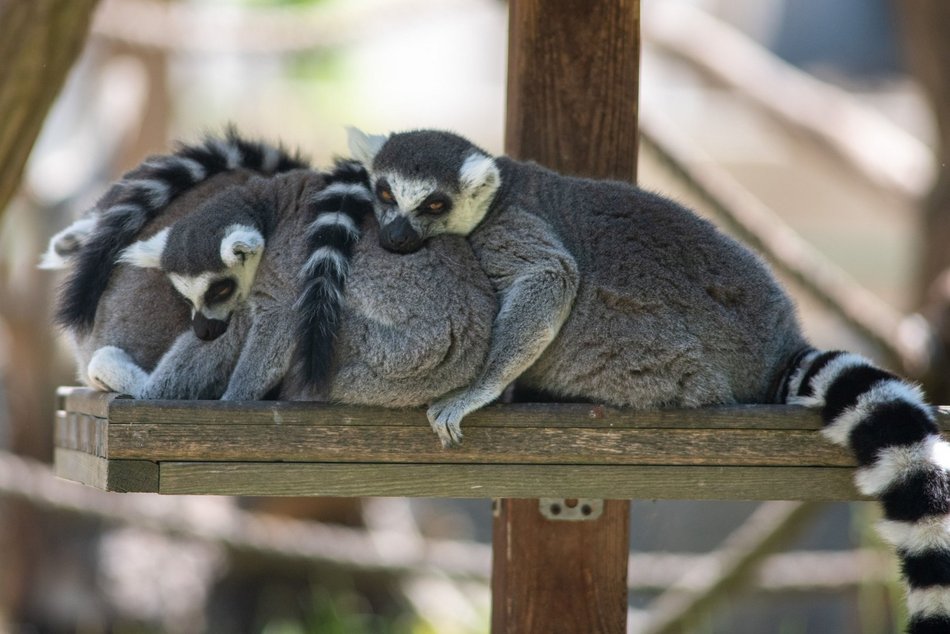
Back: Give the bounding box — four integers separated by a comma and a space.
103, 423, 853, 466
59, 389, 950, 430
506, 0, 640, 180
155, 463, 861, 500
108, 399, 836, 429
53, 389, 950, 477
54, 411, 108, 457
53, 448, 158, 493
61, 388, 129, 420
492, 499, 629, 634
55, 393, 888, 498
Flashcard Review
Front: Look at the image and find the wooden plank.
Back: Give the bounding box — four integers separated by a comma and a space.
54, 410, 108, 457
53, 448, 158, 493
107, 396, 848, 430
157, 463, 861, 500
59, 388, 950, 430
104, 423, 853, 466
61, 387, 128, 420
492, 499, 629, 634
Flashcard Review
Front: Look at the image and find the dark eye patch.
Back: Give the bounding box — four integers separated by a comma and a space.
375, 179, 395, 205
418, 192, 453, 216
205, 278, 236, 305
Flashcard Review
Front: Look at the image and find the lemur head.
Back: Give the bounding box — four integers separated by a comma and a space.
119, 204, 264, 341
347, 127, 501, 254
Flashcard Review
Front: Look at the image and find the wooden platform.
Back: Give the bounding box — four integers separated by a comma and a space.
52, 387, 950, 499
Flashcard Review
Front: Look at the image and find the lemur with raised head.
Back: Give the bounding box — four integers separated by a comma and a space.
48, 136, 495, 405
347, 127, 950, 634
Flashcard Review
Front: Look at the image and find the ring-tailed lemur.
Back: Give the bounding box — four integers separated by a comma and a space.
45, 131, 308, 384
63, 151, 495, 404
54, 126, 308, 335
347, 127, 950, 633
88, 160, 372, 400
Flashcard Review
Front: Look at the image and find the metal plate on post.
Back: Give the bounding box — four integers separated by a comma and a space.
540, 498, 604, 521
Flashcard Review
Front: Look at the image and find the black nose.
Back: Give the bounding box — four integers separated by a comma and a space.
379, 216, 423, 254
192, 313, 230, 341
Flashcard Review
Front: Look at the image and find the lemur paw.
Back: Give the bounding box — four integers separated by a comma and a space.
87, 346, 146, 396
427, 390, 490, 448
426, 401, 465, 448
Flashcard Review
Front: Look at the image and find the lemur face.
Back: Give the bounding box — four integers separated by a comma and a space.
119, 224, 264, 341
347, 127, 501, 254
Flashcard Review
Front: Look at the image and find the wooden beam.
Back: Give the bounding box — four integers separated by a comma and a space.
53, 448, 158, 493
54, 397, 891, 468
155, 463, 860, 500
499, 0, 639, 632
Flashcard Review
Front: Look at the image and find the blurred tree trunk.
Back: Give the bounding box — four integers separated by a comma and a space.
0, 0, 99, 626
894, 0, 950, 399
0, 0, 100, 223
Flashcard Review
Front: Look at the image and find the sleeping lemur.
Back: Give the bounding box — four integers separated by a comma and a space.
46, 137, 495, 405
45, 130, 308, 384
346, 127, 950, 634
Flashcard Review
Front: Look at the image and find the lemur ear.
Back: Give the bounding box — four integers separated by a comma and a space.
118, 227, 169, 269
221, 224, 264, 267
459, 152, 500, 191
346, 126, 389, 166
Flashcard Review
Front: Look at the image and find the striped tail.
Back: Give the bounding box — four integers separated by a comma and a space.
785, 349, 950, 634
293, 159, 373, 392
54, 127, 308, 333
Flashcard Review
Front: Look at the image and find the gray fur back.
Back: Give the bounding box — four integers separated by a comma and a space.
321, 222, 496, 406
488, 160, 807, 406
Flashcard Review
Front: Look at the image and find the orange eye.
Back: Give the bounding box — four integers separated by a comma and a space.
427, 200, 443, 212
378, 188, 394, 204
205, 279, 236, 304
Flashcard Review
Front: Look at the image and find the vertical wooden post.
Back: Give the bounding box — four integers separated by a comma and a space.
504, 0, 640, 180
493, 1, 639, 633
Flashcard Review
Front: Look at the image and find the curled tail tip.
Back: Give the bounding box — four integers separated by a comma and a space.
293, 310, 338, 390
39, 249, 69, 271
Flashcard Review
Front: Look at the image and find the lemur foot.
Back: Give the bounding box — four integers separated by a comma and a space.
87, 346, 147, 396
426, 400, 465, 448
427, 388, 495, 448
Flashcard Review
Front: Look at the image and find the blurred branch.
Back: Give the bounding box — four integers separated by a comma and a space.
91, 0, 478, 55
638, 501, 822, 634
0, 451, 896, 594
640, 109, 930, 375
643, 1, 933, 202
363, 498, 484, 630
630, 548, 895, 593
0, 450, 490, 579
0, 0, 100, 225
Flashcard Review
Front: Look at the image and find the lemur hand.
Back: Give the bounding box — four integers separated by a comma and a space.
87, 346, 147, 397
426, 387, 496, 448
